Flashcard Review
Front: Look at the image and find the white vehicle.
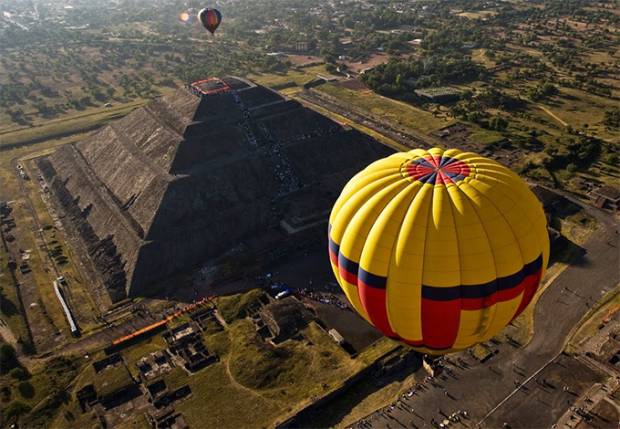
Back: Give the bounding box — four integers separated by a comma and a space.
275, 289, 291, 300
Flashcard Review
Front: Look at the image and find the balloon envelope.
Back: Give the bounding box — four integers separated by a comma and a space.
328, 147, 549, 355
198, 8, 222, 34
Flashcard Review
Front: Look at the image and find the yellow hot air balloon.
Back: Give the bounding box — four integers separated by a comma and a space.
328, 147, 549, 354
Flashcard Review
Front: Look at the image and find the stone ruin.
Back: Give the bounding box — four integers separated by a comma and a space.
37, 77, 391, 300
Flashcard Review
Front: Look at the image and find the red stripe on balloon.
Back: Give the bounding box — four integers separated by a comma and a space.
510, 269, 542, 321
420, 297, 461, 350
460, 277, 528, 311
338, 265, 358, 286
358, 282, 397, 337
329, 250, 338, 266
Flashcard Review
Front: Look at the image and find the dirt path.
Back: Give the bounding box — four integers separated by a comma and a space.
0, 318, 17, 345
537, 104, 568, 127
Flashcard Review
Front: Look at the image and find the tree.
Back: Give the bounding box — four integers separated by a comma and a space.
17, 381, 34, 399
9, 367, 29, 381
4, 400, 31, 419
489, 116, 508, 131
0, 344, 18, 374
603, 108, 619, 129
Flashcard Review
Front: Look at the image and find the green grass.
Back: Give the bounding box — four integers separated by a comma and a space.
120, 334, 167, 378
93, 364, 134, 399
247, 65, 328, 89
216, 289, 265, 323
19, 159, 102, 334
0, 135, 115, 349
161, 366, 187, 391
467, 129, 506, 145
316, 83, 452, 134
559, 211, 597, 246
0, 178, 68, 337
356, 337, 399, 366
228, 320, 312, 390
0, 101, 144, 148
175, 362, 282, 429
529, 87, 619, 142
114, 412, 151, 429
203, 329, 230, 357
1, 356, 82, 427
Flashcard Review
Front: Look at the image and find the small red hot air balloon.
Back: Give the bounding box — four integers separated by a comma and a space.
198, 8, 222, 35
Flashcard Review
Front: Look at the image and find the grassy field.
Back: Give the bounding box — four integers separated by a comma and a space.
247, 65, 329, 89
0, 355, 83, 428
0, 101, 145, 148
467, 129, 506, 145
316, 83, 453, 134
216, 289, 265, 323
535, 88, 619, 142
471, 48, 497, 69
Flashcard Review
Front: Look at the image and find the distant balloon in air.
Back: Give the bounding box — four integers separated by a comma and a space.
328, 147, 550, 355
198, 8, 222, 34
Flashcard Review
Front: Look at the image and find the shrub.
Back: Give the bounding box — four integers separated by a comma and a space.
4, 400, 31, 419
0, 344, 18, 373
9, 367, 29, 381
17, 381, 35, 399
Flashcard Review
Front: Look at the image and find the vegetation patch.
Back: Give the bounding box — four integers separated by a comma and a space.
216, 289, 265, 323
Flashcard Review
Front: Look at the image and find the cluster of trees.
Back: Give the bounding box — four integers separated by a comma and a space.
420, 21, 488, 53
527, 82, 559, 101
362, 54, 484, 96
0, 343, 35, 423
543, 136, 602, 171
603, 108, 619, 129
450, 99, 510, 131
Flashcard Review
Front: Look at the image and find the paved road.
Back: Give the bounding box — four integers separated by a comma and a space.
357, 206, 618, 428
